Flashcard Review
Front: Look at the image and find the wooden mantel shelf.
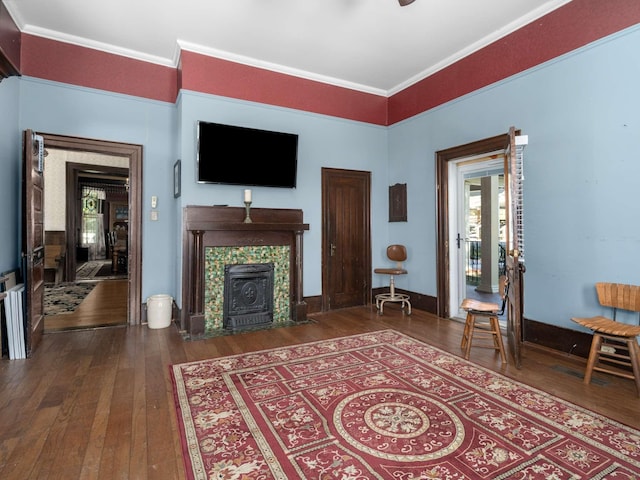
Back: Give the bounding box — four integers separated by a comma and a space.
183, 205, 309, 229
185, 221, 309, 232
181, 206, 309, 336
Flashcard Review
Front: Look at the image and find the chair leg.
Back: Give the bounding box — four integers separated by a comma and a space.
375, 274, 411, 315
461, 312, 472, 349
583, 334, 603, 386
627, 338, 640, 396
403, 299, 412, 315
461, 313, 506, 363
463, 313, 475, 360
490, 316, 507, 364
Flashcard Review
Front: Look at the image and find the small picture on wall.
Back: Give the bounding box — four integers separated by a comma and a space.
115, 204, 128, 220
389, 183, 407, 222
174, 159, 181, 198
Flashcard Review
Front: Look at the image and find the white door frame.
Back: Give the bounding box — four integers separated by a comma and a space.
448, 154, 504, 320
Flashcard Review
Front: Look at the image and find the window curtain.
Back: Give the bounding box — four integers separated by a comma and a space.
81, 187, 106, 260
81, 214, 106, 260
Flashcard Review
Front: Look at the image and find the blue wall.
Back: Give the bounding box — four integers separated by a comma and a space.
1, 25, 638, 332
388, 25, 640, 329
0, 80, 389, 304
0, 76, 20, 274
176, 91, 389, 301
16, 78, 178, 301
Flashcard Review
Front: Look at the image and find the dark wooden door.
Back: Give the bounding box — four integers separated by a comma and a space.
22, 130, 45, 356
321, 168, 371, 310
504, 126, 525, 368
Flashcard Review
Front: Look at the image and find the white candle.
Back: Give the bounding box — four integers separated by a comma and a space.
244, 189, 252, 203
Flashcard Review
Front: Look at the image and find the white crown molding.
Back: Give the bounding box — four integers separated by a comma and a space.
6, 0, 572, 98
21, 24, 177, 68
17, 23, 387, 96
387, 0, 572, 95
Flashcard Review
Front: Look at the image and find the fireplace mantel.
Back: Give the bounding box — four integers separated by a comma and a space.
181, 206, 309, 335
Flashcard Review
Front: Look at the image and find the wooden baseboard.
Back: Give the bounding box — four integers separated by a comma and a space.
522, 340, 586, 364
304, 296, 322, 314
523, 318, 592, 359
224, 290, 593, 361
303, 289, 438, 316
371, 288, 437, 315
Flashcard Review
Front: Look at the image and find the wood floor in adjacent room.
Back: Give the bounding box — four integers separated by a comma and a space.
1, 304, 638, 479
44, 280, 128, 332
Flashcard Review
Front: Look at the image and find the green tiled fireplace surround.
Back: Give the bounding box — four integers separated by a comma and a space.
182, 206, 309, 336
204, 245, 291, 333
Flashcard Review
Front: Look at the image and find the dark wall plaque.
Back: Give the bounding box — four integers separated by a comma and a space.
389, 183, 407, 222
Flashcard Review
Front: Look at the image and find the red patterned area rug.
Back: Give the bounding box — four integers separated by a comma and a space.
170, 330, 640, 479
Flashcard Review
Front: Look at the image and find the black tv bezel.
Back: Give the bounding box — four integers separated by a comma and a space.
196, 121, 299, 189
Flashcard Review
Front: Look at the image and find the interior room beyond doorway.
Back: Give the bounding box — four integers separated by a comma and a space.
43, 148, 130, 332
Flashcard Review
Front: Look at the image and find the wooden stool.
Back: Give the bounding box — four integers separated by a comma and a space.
460, 299, 507, 363
572, 316, 640, 396
460, 276, 508, 363
374, 245, 411, 315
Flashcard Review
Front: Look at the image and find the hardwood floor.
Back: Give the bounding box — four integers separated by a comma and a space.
1, 304, 638, 479
44, 280, 128, 332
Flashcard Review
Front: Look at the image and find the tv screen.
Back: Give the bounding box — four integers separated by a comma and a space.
197, 121, 298, 188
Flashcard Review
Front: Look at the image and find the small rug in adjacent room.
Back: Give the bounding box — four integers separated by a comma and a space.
76, 259, 126, 281
170, 330, 640, 479
75, 260, 105, 279
44, 282, 96, 316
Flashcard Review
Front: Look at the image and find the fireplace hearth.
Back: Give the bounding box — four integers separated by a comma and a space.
181, 206, 309, 336
223, 263, 274, 330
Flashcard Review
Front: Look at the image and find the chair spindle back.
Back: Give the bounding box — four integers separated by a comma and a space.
595, 282, 640, 322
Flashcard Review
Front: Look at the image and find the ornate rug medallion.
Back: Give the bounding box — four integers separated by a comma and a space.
171, 329, 640, 480
334, 388, 464, 461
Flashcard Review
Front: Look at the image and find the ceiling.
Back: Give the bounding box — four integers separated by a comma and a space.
4, 0, 570, 96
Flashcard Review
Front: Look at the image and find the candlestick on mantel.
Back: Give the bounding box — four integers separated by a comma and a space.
244, 189, 252, 203
244, 201, 252, 223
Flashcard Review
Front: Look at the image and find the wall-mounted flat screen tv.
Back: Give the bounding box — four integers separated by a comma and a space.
197, 121, 298, 188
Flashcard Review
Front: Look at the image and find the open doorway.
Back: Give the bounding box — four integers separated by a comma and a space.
436, 128, 526, 367
66, 162, 130, 282
435, 132, 512, 319
39, 133, 142, 331
448, 155, 505, 321
44, 155, 129, 332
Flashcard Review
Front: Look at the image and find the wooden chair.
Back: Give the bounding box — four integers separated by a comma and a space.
572, 283, 640, 396
44, 245, 65, 284
460, 276, 508, 363
108, 224, 128, 274
374, 244, 411, 315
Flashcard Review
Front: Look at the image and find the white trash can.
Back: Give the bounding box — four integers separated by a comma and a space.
147, 294, 173, 329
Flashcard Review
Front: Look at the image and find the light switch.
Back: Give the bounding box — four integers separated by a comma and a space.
151, 195, 158, 208
150, 210, 158, 221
